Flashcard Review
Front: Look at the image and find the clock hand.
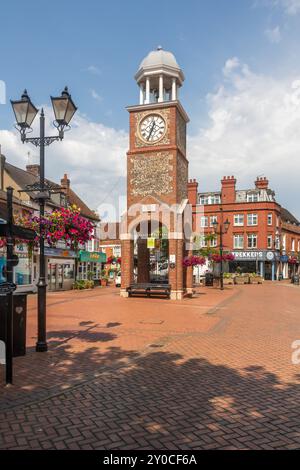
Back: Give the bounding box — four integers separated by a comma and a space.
147, 120, 156, 140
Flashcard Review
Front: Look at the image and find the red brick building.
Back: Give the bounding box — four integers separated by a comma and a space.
188, 175, 300, 280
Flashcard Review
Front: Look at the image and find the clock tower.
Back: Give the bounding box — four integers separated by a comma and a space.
120, 47, 192, 299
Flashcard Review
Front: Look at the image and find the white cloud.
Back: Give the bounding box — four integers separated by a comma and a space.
0, 109, 127, 219
265, 25, 282, 43
278, 0, 300, 14
86, 65, 102, 76
188, 58, 300, 218
261, 0, 300, 14
90, 88, 103, 103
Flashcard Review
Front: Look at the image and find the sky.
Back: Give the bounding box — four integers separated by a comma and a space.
1, 0, 300, 219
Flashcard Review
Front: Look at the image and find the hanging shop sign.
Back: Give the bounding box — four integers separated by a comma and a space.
147, 238, 155, 249
44, 247, 76, 258
79, 251, 106, 263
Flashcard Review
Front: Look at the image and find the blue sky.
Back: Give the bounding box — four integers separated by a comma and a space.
1, 0, 300, 217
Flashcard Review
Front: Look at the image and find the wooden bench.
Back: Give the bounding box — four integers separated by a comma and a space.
127, 283, 171, 298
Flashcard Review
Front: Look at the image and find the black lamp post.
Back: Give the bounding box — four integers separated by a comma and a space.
212, 210, 230, 290
11, 87, 77, 352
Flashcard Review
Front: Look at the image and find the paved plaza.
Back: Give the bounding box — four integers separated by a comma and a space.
0, 282, 300, 450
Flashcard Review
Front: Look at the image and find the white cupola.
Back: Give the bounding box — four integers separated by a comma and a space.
135, 46, 185, 105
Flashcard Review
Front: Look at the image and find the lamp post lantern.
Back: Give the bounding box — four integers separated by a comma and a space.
11, 87, 77, 352
212, 209, 230, 291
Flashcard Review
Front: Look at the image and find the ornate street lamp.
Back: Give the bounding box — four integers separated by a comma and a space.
212, 211, 230, 290
11, 87, 77, 352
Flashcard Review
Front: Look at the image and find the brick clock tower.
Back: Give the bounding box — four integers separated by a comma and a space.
120, 47, 192, 299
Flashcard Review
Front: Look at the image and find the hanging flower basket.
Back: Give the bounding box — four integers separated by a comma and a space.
288, 257, 298, 265
209, 253, 235, 263
182, 255, 206, 267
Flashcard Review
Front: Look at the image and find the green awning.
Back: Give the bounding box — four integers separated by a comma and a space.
79, 251, 106, 263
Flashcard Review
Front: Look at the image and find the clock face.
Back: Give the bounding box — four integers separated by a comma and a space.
139, 114, 166, 143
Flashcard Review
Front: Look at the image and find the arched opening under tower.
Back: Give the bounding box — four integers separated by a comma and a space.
133, 222, 169, 285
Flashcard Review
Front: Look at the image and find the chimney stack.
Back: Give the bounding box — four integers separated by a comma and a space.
221, 176, 236, 203
61, 173, 70, 195
26, 164, 40, 177
255, 176, 269, 190
187, 178, 198, 206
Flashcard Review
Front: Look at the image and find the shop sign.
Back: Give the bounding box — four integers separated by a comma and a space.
147, 238, 155, 249
44, 247, 76, 258
231, 251, 278, 261
79, 251, 106, 263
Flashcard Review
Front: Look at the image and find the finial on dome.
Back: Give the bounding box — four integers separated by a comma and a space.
157, 45, 163, 50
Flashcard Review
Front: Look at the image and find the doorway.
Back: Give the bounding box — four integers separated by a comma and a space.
47, 260, 75, 291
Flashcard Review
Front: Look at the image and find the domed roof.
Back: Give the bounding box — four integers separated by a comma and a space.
138, 46, 181, 71
135, 46, 184, 85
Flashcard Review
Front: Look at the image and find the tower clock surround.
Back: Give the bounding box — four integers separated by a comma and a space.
120, 47, 193, 300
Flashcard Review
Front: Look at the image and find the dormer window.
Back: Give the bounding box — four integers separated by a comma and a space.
247, 193, 259, 202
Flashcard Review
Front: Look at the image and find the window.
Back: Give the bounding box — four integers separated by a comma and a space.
199, 236, 207, 248
199, 196, 209, 205
247, 213, 258, 226
86, 239, 94, 252
282, 234, 286, 250
199, 195, 220, 205
248, 234, 257, 249
292, 239, 295, 252
267, 213, 272, 226
298, 240, 300, 252
234, 214, 244, 226
247, 193, 259, 202
200, 216, 208, 228
113, 245, 121, 257
267, 235, 273, 249
211, 195, 221, 204
210, 216, 217, 227
210, 237, 217, 248
234, 234, 244, 249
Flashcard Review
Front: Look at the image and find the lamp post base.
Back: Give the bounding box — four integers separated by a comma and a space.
36, 341, 48, 352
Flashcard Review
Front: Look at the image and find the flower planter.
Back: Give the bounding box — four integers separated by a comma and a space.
249, 276, 263, 284
101, 279, 108, 287
235, 275, 249, 285
223, 277, 234, 285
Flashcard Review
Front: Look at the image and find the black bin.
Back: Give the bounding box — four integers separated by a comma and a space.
294, 275, 300, 286
0, 293, 27, 357
205, 272, 214, 287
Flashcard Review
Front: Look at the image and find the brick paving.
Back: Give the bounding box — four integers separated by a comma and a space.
0, 283, 300, 449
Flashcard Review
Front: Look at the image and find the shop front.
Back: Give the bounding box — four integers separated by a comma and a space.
230, 250, 279, 281
78, 250, 106, 285
0, 242, 34, 292
44, 247, 77, 291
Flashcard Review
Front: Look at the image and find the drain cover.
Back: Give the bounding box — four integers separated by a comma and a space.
139, 320, 164, 325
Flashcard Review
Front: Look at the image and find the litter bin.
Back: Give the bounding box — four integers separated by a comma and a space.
278, 272, 283, 281
294, 274, 299, 286
0, 292, 27, 357
205, 272, 214, 287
